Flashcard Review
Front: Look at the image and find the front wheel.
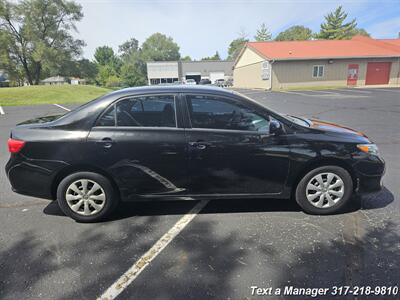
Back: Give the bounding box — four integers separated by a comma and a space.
295, 166, 353, 215
57, 172, 119, 222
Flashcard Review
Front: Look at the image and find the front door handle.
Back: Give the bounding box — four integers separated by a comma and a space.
189, 141, 210, 150
97, 137, 114, 149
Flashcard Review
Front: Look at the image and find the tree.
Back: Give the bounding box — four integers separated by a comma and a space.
117, 38, 146, 87
141, 33, 180, 61
227, 38, 248, 60
118, 38, 139, 59
94, 46, 116, 66
317, 6, 357, 40
120, 57, 146, 87
49, 58, 97, 83
201, 51, 221, 61
94, 45, 121, 84
351, 28, 370, 37
181, 55, 192, 61
0, 29, 23, 85
0, 0, 84, 85
275, 25, 313, 41
76, 59, 98, 82
254, 23, 272, 41
96, 64, 117, 86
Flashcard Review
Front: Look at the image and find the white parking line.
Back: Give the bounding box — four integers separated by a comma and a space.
0, 106, 4, 115
53, 103, 71, 111
241, 90, 268, 96
279, 90, 321, 96
372, 88, 400, 93
337, 89, 371, 94
315, 90, 340, 95
98, 199, 210, 300
279, 90, 308, 96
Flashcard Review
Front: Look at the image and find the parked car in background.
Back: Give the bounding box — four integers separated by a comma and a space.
185, 79, 196, 85
225, 78, 233, 87
214, 79, 225, 87
199, 79, 211, 85
6, 85, 385, 222
173, 80, 182, 85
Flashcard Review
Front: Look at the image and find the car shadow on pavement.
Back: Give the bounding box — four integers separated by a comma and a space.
43, 187, 394, 222
0, 216, 253, 299
2, 188, 396, 299
272, 220, 400, 298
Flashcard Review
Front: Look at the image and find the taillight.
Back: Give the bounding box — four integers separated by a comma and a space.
8, 138, 25, 153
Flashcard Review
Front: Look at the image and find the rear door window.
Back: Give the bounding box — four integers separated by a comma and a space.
116, 95, 176, 127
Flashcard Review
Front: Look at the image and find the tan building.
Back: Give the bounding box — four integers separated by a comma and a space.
147, 60, 234, 85
233, 36, 400, 90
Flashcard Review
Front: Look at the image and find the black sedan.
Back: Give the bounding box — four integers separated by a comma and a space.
6, 86, 385, 222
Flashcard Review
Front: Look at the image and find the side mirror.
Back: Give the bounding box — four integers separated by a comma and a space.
269, 120, 282, 135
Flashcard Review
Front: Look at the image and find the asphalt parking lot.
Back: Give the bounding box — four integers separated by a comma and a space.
0, 88, 399, 300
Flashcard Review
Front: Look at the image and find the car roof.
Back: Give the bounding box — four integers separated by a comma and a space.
105, 85, 237, 99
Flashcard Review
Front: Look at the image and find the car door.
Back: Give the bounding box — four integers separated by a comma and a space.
183, 93, 290, 195
86, 93, 188, 200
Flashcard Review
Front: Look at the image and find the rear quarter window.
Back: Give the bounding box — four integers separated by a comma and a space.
96, 105, 116, 126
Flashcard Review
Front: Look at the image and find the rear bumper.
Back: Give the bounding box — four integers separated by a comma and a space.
5, 154, 68, 200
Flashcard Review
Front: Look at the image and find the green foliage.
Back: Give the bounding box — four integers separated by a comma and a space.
119, 50, 147, 87
93, 45, 123, 86
118, 38, 139, 59
74, 59, 98, 82
105, 75, 122, 88
96, 64, 117, 87
0, 0, 84, 85
48, 58, 98, 83
317, 6, 357, 40
94, 46, 116, 66
227, 38, 248, 60
181, 55, 192, 61
201, 51, 221, 61
0, 85, 111, 106
141, 33, 180, 61
351, 28, 370, 37
275, 25, 313, 41
254, 23, 272, 41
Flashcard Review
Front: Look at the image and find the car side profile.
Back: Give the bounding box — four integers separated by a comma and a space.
6, 86, 385, 222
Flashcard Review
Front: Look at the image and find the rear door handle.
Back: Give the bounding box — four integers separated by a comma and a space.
96, 137, 114, 149
189, 141, 210, 150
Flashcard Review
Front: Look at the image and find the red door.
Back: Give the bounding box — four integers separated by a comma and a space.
347, 64, 359, 86
365, 62, 391, 85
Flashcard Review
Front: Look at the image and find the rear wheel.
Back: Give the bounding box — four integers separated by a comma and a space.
57, 172, 119, 222
295, 166, 353, 214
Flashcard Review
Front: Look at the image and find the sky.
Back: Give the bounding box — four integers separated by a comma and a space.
73, 0, 400, 60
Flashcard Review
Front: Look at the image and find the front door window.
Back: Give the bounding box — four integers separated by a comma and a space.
187, 94, 270, 132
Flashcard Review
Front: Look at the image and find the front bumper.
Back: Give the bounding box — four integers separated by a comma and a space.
353, 155, 385, 194
356, 174, 384, 193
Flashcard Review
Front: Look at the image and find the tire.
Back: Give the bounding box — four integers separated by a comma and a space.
295, 165, 353, 215
57, 172, 119, 222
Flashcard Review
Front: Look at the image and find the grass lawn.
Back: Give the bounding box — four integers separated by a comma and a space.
0, 85, 112, 106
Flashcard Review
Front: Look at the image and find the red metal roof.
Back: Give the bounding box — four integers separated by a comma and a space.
380, 39, 400, 49
247, 36, 400, 61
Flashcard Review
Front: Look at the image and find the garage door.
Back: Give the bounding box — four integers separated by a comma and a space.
365, 62, 391, 85
209, 72, 224, 84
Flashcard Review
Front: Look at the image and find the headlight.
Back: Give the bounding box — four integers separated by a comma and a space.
357, 144, 379, 156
